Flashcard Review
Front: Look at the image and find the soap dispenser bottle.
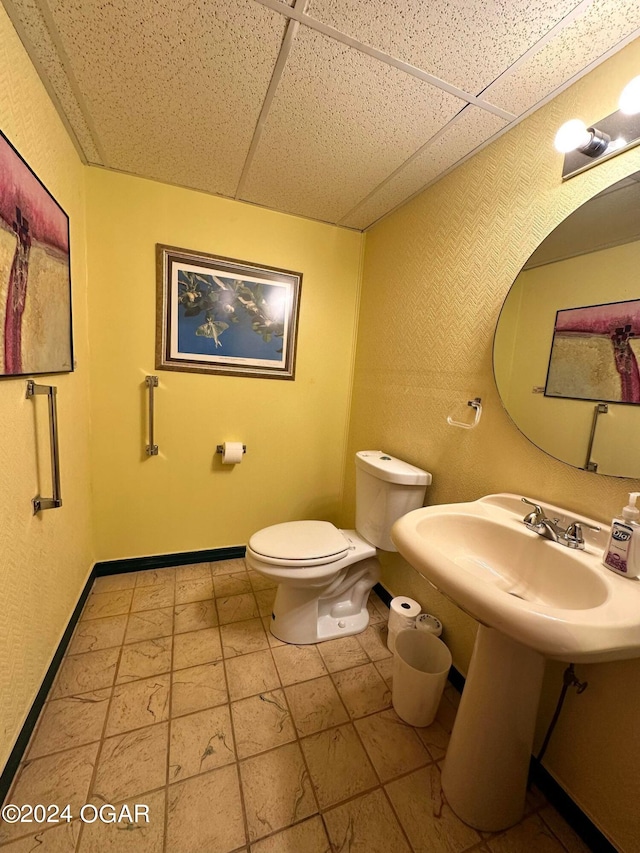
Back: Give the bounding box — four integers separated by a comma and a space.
603, 492, 640, 578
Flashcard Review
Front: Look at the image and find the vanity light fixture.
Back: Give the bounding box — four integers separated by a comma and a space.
555, 74, 640, 180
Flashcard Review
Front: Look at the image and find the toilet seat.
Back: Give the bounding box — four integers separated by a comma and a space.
248, 520, 350, 567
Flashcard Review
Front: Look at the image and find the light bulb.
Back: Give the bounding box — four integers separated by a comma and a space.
554, 119, 591, 153
619, 75, 640, 115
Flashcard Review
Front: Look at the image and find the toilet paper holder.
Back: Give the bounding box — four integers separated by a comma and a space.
216, 444, 246, 454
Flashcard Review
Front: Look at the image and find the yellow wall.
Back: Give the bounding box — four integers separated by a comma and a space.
0, 6, 93, 772
345, 40, 640, 852
86, 169, 363, 560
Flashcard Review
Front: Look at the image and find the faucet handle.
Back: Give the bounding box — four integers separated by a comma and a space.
521, 497, 545, 524
564, 521, 601, 549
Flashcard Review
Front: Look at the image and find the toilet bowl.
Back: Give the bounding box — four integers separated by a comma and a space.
246, 452, 431, 645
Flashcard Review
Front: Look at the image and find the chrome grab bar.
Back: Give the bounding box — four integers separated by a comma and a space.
145, 375, 159, 456
584, 402, 608, 472
26, 380, 62, 514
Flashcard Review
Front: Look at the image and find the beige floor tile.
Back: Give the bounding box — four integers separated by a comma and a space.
262, 616, 285, 646
333, 663, 392, 718
92, 573, 137, 593
415, 719, 450, 761
93, 723, 168, 803
105, 674, 170, 735
116, 636, 172, 683
0, 744, 98, 845
28, 688, 111, 759
240, 742, 317, 842
435, 692, 458, 733
247, 570, 277, 591
175, 563, 211, 582
374, 657, 393, 687
284, 676, 349, 736
0, 819, 81, 851
488, 814, 569, 852
169, 705, 235, 782
538, 807, 591, 853
81, 589, 132, 621
217, 592, 259, 624
172, 661, 227, 716
173, 627, 222, 670
271, 645, 328, 685
52, 648, 119, 699
175, 576, 214, 604
174, 599, 218, 634
220, 618, 269, 658
317, 636, 370, 672
210, 558, 247, 577
213, 572, 252, 597
131, 584, 174, 612
167, 764, 245, 853
355, 709, 431, 782
225, 649, 280, 700
367, 594, 388, 624
77, 788, 165, 852
300, 723, 377, 809
250, 816, 330, 853
254, 588, 276, 617
125, 607, 173, 643
134, 568, 176, 587
385, 764, 482, 853
68, 614, 128, 654
324, 788, 412, 853
357, 623, 393, 661
231, 689, 296, 758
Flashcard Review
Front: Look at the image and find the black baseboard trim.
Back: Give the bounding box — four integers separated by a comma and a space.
0, 545, 246, 806
0, 565, 97, 806
94, 545, 246, 576
372, 582, 612, 853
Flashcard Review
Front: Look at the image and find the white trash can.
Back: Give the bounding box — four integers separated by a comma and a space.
392, 628, 452, 727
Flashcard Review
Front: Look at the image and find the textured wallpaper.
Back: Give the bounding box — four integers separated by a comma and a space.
345, 39, 640, 852
0, 7, 93, 772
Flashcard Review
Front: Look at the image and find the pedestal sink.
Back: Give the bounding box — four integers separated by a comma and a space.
391, 493, 640, 832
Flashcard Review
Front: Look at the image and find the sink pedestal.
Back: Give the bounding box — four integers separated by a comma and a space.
441, 625, 545, 832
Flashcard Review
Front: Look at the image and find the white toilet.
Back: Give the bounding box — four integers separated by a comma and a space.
246, 451, 431, 644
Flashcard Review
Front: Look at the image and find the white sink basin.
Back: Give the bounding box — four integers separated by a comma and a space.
391, 493, 640, 664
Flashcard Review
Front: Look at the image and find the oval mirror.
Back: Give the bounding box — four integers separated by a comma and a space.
493, 171, 640, 478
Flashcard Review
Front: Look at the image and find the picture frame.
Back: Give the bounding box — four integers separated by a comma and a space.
156, 244, 302, 380
0, 129, 73, 377
545, 298, 640, 405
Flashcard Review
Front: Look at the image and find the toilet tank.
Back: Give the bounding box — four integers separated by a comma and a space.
355, 451, 432, 552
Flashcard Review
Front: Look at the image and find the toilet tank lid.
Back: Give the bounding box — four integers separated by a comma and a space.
355, 451, 432, 486
248, 520, 349, 562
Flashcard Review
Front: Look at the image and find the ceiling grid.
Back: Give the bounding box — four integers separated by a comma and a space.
2, 0, 640, 229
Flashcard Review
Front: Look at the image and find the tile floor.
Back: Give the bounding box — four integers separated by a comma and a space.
0, 559, 590, 852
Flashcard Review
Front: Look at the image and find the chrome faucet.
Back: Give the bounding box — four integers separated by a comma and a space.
520, 498, 600, 549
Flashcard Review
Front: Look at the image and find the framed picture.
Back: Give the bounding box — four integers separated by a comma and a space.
156, 245, 302, 380
0, 130, 73, 377
545, 298, 640, 404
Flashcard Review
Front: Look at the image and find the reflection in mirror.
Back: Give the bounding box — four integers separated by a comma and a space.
494, 171, 640, 478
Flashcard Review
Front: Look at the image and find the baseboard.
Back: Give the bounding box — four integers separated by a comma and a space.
94, 545, 246, 576
372, 582, 613, 853
0, 545, 246, 806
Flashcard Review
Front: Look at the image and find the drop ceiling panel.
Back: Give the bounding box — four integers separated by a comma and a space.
42, 0, 287, 196
341, 107, 509, 230
239, 25, 465, 223
485, 0, 640, 115
305, 0, 583, 94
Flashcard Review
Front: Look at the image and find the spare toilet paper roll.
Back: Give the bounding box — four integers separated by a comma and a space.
221, 442, 244, 465
387, 597, 421, 651
415, 613, 443, 637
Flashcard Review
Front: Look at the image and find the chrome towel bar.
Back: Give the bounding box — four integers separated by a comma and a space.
145, 375, 159, 456
26, 380, 62, 514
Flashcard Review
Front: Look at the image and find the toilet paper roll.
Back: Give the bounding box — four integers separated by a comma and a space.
416, 613, 443, 637
388, 596, 421, 637
221, 442, 244, 465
